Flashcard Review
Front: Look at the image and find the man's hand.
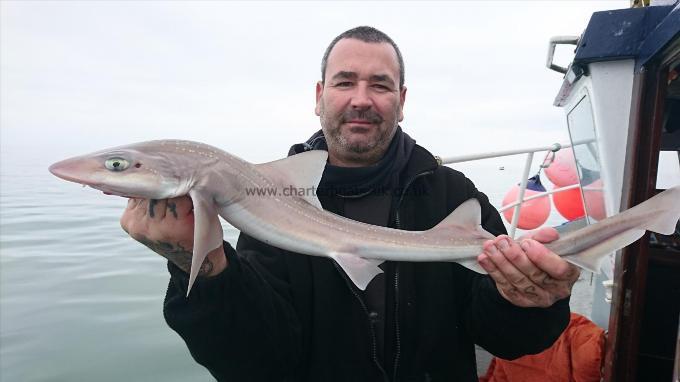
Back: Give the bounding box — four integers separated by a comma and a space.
477, 227, 580, 308
120, 196, 227, 277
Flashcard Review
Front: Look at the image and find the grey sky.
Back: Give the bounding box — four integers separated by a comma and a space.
1, 1, 629, 165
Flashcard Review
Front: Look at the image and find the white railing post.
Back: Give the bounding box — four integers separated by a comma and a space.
438, 139, 593, 238
509, 152, 535, 239
439, 139, 591, 165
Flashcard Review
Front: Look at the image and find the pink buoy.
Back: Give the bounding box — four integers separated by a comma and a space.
583, 179, 606, 221
543, 150, 579, 187
502, 175, 551, 230
552, 185, 585, 221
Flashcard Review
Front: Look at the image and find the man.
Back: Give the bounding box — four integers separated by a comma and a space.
121, 26, 579, 381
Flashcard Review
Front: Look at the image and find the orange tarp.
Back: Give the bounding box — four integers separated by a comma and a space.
479, 313, 605, 382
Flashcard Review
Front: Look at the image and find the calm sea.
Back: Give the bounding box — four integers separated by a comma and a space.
0, 146, 568, 381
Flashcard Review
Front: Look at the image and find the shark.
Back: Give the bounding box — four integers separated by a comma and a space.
49, 140, 680, 296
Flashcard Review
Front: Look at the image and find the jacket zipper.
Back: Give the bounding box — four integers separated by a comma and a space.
391, 170, 434, 382
333, 262, 390, 382
334, 169, 435, 382
392, 266, 401, 382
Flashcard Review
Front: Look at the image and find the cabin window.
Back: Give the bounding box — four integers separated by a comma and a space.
566, 95, 605, 224
656, 151, 680, 189
657, 64, 680, 190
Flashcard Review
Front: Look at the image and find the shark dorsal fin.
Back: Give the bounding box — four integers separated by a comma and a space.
255, 150, 328, 209
434, 198, 482, 230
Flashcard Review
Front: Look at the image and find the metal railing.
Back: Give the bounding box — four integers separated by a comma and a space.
438, 139, 594, 238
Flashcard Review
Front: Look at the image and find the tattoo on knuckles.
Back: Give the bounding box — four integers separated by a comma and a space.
495, 278, 509, 286
541, 274, 557, 286
530, 270, 545, 280
523, 285, 539, 298
511, 276, 528, 285
506, 286, 520, 296
167, 202, 178, 219
148, 199, 158, 218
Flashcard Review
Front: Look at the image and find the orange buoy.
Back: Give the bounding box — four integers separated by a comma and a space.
502, 175, 551, 230
552, 185, 585, 221
544, 150, 579, 187
583, 179, 606, 221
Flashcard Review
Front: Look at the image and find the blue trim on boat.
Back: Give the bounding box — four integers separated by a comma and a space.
573, 3, 679, 70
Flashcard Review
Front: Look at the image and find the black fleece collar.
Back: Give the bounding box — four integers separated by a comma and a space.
288, 127, 440, 194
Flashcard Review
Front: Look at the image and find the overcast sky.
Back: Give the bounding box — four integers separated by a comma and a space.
1, 0, 629, 166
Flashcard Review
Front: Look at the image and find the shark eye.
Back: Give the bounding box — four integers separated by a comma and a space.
105, 158, 130, 172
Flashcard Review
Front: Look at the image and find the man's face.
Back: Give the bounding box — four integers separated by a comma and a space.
315, 38, 407, 166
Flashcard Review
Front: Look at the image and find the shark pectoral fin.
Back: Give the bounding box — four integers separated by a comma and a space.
255, 150, 328, 210
186, 190, 224, 297
329, 252, 384, 290
563, 229, 645, 273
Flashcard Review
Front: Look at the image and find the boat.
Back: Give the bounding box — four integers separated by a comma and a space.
546, 1, 680, 381
547, 2, 679, 380
443, 2, 680, 379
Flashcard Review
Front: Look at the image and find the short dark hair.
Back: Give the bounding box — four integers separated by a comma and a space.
321, 26, 405, 88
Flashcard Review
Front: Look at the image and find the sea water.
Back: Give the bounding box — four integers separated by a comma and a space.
0, 146, 585, 381
1, 147, 220, 381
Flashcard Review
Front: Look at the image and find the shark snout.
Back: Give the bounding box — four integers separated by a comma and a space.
49, 158, 99, 186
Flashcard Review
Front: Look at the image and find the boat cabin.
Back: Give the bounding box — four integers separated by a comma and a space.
549, 3, 680, 380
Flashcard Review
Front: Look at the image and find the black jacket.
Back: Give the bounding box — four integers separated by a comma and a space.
163, 141, 570, 382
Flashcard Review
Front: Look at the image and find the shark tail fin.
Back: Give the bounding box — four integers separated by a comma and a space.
563, 186, 680, 273
563, 229, 645, 273
637, 186, 680, 235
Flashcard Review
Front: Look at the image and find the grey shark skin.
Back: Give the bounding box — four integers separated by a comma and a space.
49, 140, 680, 296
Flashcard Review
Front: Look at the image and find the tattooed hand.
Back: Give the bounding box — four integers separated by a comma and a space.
120, 196, 227, 277
477, 227, 580, 308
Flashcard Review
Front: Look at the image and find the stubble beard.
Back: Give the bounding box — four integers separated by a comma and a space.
320, 103, 399, 164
